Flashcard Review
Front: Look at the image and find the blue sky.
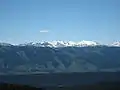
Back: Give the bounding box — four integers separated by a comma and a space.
0, 0, 120, 44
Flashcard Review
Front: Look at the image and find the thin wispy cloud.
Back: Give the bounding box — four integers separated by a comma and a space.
40, 30, 49, 33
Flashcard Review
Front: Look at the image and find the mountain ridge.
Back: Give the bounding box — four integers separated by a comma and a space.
1, 40, 120, 47
0, 43, 120, 74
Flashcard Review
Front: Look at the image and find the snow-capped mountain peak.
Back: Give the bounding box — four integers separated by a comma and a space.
76, 40, 98, 46
32, 40, 99, 47
0, 43, 12, 46
19, 42, 35, 46
1, 40, 120, 47
111, 41, 120, 47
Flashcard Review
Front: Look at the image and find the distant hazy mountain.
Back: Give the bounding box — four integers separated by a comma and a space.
0, 41, 120, 74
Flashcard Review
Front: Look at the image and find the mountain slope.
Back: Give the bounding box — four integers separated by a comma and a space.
0, 43, 120, 74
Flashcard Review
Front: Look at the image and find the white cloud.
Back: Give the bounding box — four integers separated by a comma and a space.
40, 30, 49, 33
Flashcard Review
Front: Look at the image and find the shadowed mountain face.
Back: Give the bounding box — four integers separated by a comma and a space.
0, 45, 120, 73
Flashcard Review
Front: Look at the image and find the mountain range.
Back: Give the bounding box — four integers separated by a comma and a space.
0, 40, 120, 74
